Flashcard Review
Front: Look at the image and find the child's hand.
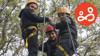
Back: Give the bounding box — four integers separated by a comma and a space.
49, 17, 55, 22
55, 38, 59, 44
37, 43, 40, 47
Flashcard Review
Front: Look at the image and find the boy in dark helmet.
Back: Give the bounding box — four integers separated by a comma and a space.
19, 0, 54, 56
49, 7, 78, 56
38, 25, 57, 56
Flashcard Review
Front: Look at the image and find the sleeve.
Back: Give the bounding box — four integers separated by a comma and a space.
38, 44, 42, 51
49, 21, 56, 28
49, 21, 67, 29
56, 21, 67, 29
24, 8, 49, 23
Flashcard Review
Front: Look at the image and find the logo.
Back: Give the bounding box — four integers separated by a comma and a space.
75, 3, 97, 26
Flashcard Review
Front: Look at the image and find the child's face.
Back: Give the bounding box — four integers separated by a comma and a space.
26, 3, 37, 13
47, 31, 56, 40
58, 13, 66, 20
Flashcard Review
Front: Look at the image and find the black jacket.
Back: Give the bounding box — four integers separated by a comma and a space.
56, 16, 77, 39
39, 39, 57, 56
19, 8, 49, 32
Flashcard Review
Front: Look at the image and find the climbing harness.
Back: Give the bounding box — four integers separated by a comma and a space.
58, 45, 69, 56
58, 33, 69, 56
20, 21, 37, 53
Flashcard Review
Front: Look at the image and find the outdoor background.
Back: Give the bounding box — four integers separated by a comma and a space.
0, 0, 100, 56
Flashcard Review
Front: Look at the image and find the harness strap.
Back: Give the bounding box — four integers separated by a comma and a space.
24, 26, 37, 31
58, 33, 69, 56
20, 21, 37, 32
53, 52, 55, 55
58, 45, 69, 56
20, 33, 34, 53
25, 33, 35, 48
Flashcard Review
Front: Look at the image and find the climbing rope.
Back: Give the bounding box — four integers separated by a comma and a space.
37, 0, 42, 36
52, 0, 54, 18
41, 0, 46, 56
38, 0, 42, 16
63, 6, 77, 55
62, 0, 77, 56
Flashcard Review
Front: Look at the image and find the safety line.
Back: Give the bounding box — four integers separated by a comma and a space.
41, 0, 46, 56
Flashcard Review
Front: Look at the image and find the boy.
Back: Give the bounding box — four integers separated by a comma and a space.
38, 25, 57, 56
19, 0, 54, 56
49, 7, 78, 56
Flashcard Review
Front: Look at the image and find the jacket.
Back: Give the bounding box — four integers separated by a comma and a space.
39, 39, 57, 56
49, 16, 77, 39
19, 8, 49, 32
56, 16, 77, 39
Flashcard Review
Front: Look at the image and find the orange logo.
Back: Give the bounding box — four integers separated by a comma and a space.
75, 3, 97, 26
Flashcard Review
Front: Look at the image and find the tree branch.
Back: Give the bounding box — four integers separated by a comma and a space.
12, 46, 23, 56
0, 38, 13, 55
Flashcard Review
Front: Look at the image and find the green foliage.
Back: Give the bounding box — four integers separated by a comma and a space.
0, 0, 22, 56
0, 0, 100, 56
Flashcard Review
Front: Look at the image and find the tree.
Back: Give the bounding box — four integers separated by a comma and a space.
0, 0, 100, 56
0, 0, 23, 56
